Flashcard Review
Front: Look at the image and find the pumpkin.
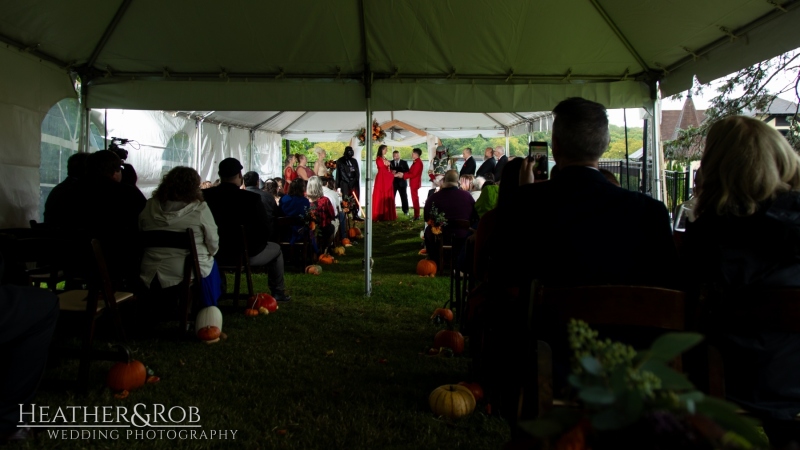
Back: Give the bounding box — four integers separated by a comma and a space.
107, 346, 147, 392
248, 293, 278, 312
258, 306, 269, 315
431, 308, 454, 324
434, 329, 465, 355
342, 238, 352, 247
305, 265, 322, 275
429, 385, 476, 419
332, 246, 345, 256
245, 308, 259, 317
195, 306, 223, 334
457, 381, 484, 402
416, 259, 437, 277
319, 253, 335, 265
348, 227, 362, 238
197, 326, 221, 341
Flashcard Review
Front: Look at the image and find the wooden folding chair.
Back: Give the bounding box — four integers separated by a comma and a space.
140, 228, 203, 331
518, 281, 687, 421
437, 219, 472, 320
215, 225, 253, 307
57, 239, 135, 390
277, 216, 311, 270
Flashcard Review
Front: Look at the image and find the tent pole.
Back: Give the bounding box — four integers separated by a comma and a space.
504, 127, 510, 156
364, 100, 373, 297
652, 86, 663, 201
248, 130, 254, 174
195, 118, 202, 175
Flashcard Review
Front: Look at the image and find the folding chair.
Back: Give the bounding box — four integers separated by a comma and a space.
215, 225, 253, 307
57, 239, 135, 390
140, 228, 203, 331
517, 281, 687, 421
277, 216, 311, 270
437, 219, 472, 320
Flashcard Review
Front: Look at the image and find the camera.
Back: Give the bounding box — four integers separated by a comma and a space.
108, 137, 130, 161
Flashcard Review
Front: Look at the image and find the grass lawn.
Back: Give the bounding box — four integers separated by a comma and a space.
26, 213, 511, 449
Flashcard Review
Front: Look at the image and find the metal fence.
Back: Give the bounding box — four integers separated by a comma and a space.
597, 160, 651, 193
664, 170, 691, 215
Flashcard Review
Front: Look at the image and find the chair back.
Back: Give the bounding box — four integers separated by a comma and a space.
276, 216, 307, 244
140, 228, 203, 283
215, 225, 249, 268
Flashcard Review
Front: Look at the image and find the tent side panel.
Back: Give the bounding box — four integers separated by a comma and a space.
0, 46, 75, 228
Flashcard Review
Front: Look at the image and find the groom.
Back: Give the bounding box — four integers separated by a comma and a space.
390, 150, 410, 216
396, 148, 424, 220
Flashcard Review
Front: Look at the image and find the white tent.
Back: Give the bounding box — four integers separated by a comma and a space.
3, 0, 800, 293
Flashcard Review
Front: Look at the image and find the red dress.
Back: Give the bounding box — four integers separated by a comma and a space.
284, 165, 297, 184
372, 157, 396, 221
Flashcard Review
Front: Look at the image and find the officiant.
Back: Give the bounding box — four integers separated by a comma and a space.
390, 150, 410, 217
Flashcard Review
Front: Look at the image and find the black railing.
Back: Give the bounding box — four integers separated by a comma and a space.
597, 160, 651, 193
664, 170, 690, 215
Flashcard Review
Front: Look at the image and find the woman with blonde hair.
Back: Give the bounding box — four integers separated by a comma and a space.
459, 174, 474, 192
312, 147, 328, 177
685, 115, 800, 445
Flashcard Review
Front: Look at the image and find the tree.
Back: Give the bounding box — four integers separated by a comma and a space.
666, 50, 800, 161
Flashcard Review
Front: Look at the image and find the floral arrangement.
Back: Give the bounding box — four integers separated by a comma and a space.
519, 320, 764, 449
325, 159, 337, 170
356, 119, 386, 146
341, 194, 356, 214
426, 205, 447, 235
302, 204, 320, 236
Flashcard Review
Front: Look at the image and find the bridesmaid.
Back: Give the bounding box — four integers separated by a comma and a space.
371, 144, 397, 222
313, 147, 328, 177
283, 155, 298, 185
296, 154, 314, 181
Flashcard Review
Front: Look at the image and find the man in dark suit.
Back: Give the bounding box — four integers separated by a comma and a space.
44, 152, 89, 225
475, 147, 496, 180
390, 150, 410, 216
459, 148, 476, 177
203, 158, 290, 302
243, 171, 278, 241
492, 146, 508, 184
492, 97, 677, 289
335, 146, 362, 221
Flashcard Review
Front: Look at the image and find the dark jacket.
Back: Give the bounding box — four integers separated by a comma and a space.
685, 191, 800, 420
202, 183, 270, 260
491, 165, 677, 288
475, 158, 495, 179
460, 156, 476, 177
390, 159, 409, 189
44, 176, 80, 225
244, 186, 278, 241
335, 156, 360, 190
279, 194, 311, 243
424, 187, 477, 240
493, 155, 508, 183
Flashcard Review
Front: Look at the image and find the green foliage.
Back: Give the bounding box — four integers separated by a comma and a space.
520, 320, 765, 447
604, 125, 644, 160
666, 50, 800, 160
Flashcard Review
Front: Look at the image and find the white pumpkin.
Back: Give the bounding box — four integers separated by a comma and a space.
195, 306, 223, 333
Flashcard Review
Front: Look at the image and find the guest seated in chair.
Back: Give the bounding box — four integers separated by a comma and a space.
203, 158, 290, 303
684, 116, 800, 447
139, 166, 221, 307
306, 176, 336, 255
423, 170, 477, 264
279, 178, 311, 245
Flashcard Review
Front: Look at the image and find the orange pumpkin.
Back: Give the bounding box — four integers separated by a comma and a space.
319, 253, 335, 265
431, 308, 454, 323
305, 264, 322, 275
245, 308, 259, 317
341, 238, 352, 247
348, 227, 362, 238
107, 346, 147, 392
416, 259, 437, 277
429, 385, 475, 419
434, 329, 465, 355
197, 326, 221, 341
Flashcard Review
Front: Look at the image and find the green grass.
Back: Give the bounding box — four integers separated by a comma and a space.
27, 213, 511, 449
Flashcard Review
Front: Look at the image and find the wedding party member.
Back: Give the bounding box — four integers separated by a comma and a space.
390, 150, 410, 216
306, 176, 336, 254
139, 166, 221, 306
492, 146, 508, 183
372, 145, 396, 222
313, 147, 328, 177
336, 146, 361, 220
296, 154, 314, 181
203, 158, 290, 302
430, 145, 450, 179
460, 148, 476, 177
684, 116, 800, 445
284, 155, 298, 184
397, 148, 424, 221
475, 147, 496, 179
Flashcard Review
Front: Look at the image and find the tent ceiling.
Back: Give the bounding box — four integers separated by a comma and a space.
1, 0, 799, 112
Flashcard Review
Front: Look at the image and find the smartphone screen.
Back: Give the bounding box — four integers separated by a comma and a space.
528, 141, 549, 180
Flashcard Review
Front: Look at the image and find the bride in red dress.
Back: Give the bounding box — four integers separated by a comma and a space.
372, 145, 397, 221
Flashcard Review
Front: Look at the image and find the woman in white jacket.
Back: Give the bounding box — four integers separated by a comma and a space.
139, 167, 221, 306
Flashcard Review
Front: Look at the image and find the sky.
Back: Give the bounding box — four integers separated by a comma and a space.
606, 64, 798, 127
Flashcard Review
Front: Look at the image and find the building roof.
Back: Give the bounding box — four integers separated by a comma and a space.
661, 95, 706, 141
745, 97, 799, 116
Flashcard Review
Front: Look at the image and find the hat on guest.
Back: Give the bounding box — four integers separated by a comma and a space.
218, 158, 243, 177
442, 170, 460, 188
